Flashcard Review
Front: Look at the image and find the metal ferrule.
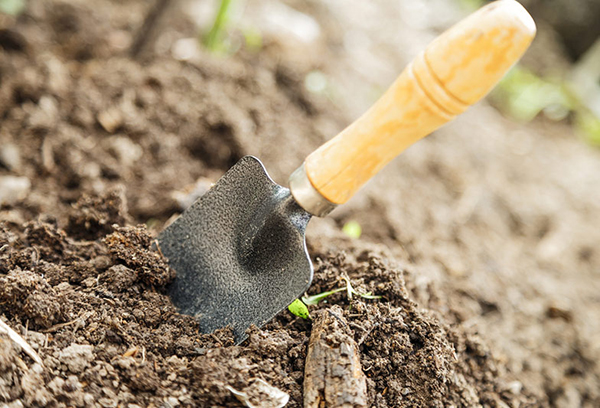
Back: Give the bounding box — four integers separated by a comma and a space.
289, 163, 337, 217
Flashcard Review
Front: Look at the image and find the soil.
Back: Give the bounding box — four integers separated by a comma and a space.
1, 0, 599, 407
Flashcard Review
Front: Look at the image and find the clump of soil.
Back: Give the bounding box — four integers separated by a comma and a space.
0, 197, 537, 406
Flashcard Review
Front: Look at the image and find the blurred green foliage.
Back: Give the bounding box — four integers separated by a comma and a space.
492, 66, 574, 122
492, 65, 600, 147
0, 0, 25, 15
342, 220, 362, 239
203, 0, 234, 53
202, 0, 262, 55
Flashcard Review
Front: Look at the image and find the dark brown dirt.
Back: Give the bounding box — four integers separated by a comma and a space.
1, 0, 599, 407
0, 209, 539, 407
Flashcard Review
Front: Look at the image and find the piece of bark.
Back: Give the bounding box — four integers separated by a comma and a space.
304, 306, 367, 408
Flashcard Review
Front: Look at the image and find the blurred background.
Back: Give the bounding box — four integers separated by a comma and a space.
4, 0, 600, 140
106, 0, 600, 143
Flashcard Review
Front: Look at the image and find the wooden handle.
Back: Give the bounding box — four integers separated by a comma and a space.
303, 0, 535, 205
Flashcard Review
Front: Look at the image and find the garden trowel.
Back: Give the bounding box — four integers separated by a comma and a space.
158, 0, 536, 343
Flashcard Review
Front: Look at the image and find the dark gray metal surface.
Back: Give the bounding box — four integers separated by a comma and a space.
158, 156, 313, 343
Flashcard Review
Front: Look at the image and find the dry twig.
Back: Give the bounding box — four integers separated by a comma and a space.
0, 319, 44, 366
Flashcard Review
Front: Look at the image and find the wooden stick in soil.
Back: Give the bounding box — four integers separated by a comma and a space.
0, 319, 44, 366
129, 0, 173, 58
304, 305, 367, 408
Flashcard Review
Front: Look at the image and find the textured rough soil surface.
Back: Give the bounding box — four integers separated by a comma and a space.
1, 0, 599, 407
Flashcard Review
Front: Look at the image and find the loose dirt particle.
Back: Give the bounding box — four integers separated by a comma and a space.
58, 344, 94, 374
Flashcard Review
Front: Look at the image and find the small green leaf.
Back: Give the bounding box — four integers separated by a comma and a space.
342, 220, 362, 239
302, 288, 345, 306
288, 299, 310, 319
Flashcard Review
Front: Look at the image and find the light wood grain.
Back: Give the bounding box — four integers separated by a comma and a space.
304, 0, 536, 205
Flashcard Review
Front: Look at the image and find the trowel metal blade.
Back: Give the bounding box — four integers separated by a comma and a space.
158, 156, 313, 344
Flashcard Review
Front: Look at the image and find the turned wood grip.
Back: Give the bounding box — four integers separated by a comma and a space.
304, 0, 536, 205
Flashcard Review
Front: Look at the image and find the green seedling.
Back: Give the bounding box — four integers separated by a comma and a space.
203, 0, 234, 52
288, 275, 382, 319
302, 287, 346, 306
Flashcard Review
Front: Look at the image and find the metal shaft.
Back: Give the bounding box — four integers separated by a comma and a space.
289, 163, 337, 217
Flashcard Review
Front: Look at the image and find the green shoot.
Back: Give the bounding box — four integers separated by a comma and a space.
288, 275, 382, 318
358, 292, 383, 300
288, 299, 310, 319
301, 288, 345, 306
203, 0, 234, 52
341, 274, 382, 301
342, 220, 362, 239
